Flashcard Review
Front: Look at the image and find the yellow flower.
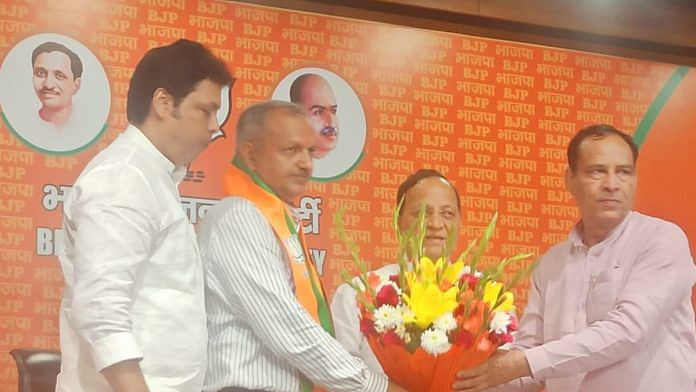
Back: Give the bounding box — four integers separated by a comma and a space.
497, 291, 515, 312
417, 256, 439, 282
414, 256, 463, 286
402, 281, 459, 329
483, 281, 502, 309
483, 281, 515, 312
441, 260, 464, 286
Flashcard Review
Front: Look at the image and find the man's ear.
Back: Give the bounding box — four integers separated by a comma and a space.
150, 87, 173, 120
73, 77, 81, 94
238, 141, 257, 170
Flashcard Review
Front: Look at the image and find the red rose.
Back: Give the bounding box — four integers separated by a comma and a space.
459, 273, 480, 291
381, 330, 404, 346
455, 328, 474, 348
376, 284, 400, 307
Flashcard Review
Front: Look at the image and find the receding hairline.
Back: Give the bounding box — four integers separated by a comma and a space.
397, 169, 461, 213
404, 176, 459, 204
235, 100, 309, 148
567, 124, 638, 172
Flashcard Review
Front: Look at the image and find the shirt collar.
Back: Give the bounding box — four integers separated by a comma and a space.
569, 211, 634, 255
122, 124, 187, 184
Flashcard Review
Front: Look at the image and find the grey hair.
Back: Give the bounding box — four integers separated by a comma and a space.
235, 100, 308, 149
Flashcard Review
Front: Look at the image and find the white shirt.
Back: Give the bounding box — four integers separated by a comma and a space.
198, 197, 388, 392
57, 125, 207, 392
331, 263, 400, 374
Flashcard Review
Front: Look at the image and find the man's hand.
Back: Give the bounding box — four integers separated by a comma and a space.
451, 349, 531, 391
387, 380, 408, 392
101, 359, 150, 392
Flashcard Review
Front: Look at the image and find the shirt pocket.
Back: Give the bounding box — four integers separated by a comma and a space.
152, 216, 199, 273
586, 267, 618, 324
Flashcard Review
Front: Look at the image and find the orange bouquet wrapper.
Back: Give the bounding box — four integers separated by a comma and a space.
367, 335, 497, 392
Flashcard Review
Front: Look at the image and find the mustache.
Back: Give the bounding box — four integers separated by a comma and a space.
39, 88, 58, 95
319, 127, 338, 137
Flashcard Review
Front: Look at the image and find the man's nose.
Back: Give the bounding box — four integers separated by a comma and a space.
43, 74, 55, 88
208, 112, 220, 132
426, 213, 445, 229
298, 149, 313, 171
602, 171, 620, 191
321, 111, 336, 126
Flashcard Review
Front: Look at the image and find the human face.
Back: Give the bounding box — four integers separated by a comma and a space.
566, 134, 637, 244
165, 78, 222, 166
246, 110, 316, 205
398, 177, 460, 260
33, 51, 80, 111
298, 76, 339, 158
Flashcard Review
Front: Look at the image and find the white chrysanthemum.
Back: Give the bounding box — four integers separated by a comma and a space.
420, 328, 452, 356
373, 305, 401, 332
489, 311, 512, 334
395, 324, 406, 338
433, 313, 457, 332
397, 304, 414, 322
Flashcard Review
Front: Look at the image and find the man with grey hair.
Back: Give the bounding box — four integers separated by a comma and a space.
198, 100, 405, 392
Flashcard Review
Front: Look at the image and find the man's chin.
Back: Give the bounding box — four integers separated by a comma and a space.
423, 244, 447, 260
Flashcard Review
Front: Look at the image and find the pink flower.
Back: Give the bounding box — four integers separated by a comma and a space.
508, 315, 519, 332
376, 284, 400, 307
491, 332, 514, 345
459, 273, 480, 291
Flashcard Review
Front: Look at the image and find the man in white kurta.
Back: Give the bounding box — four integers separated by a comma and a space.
56, 39, 233, 392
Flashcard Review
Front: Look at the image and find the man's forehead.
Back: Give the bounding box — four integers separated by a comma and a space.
301, 79, 335, 100
34, 51, 71, 65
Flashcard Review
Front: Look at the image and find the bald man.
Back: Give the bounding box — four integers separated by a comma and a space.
289, 73, 339, 158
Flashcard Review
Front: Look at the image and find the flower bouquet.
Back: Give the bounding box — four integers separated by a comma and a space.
336, 206, 536, 392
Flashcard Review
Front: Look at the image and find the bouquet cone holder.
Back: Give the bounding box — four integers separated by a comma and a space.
367, 335, 496, 391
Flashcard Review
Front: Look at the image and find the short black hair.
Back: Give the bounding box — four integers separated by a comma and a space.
567, 124, 638, 172
127, 39, 234, 125
396, 169, 461, 213
32, 41, 83, 79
